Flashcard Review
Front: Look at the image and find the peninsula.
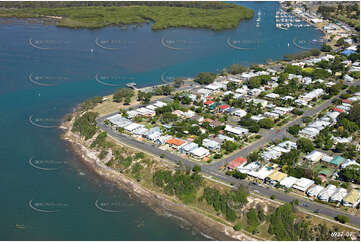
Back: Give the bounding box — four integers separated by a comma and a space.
0, 1, 253, 30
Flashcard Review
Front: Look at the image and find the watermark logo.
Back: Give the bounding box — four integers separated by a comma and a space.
28, 73, 68, 87
28, 199, 69, 213
225, 37, 259, 50
95, 73, 135, 87
94, 200, 127, 213
160, 36, 201, 51
95, 37, 136, 50
28, 114, 61, 129
28, 38, 70, 50
28, 157, 68, 171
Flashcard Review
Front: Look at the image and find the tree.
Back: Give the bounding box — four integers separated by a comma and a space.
194, 72, 216, 85
228, 64, 247, 74
246, 208, 260, 233
335, 215, 350, 224
270, 194, 276, 200
268, 203, 296, 240
321, 44, 332, 52
288, 124, 300, 136
297, 138, 314, 153
233, 224, 241, 231
192, 165, 201, 173
259, 118, 274, 129
339, 165, 360, 184
335, 143, 346, 153
113, 88, 134, 103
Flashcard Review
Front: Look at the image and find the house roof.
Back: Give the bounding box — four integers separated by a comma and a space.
227, 157, 247, 169
293, 178, 314, 192
218, 104, 230, 110
318, 169, 332, 177
166, 138, 185, 146
204, 100, 214, 105
333, 108, 344, 113
342, 99, 352, 104
343, 189, 360, 204
267, 171, 288, 182
330, 156, 345, 166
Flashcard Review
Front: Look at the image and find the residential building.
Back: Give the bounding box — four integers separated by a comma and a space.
342, 189, 360, 207
293, 178, 314, 193
202, 138, 221, 151
318, 184, 337, 202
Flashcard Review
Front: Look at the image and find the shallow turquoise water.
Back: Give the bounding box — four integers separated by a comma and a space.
0, 2, 323, 240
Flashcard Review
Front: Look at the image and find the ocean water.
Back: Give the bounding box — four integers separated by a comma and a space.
0, 2, 323, 240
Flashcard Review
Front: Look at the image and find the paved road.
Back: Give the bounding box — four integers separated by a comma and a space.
209, 90, 341, 169
96, 84, 360, 227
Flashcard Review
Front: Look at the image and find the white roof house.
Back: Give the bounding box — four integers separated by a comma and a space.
247, 166, 276, 180
233, 109, 247, 118
132, 127, 149, 135
341, 159, 360, 169
251, 114, 265, 122
190, 147, 210, 159
225, 125, 249, 136
278, 141, 297, 151
318, 184, 337, 202
307, 185, 325, 197
264, 112, 280, 119
202, 138, 221, 151
237, 161, 261, 174
261, 149, 282, 161
330, 188, 348, 203
304, 150, 325, 163
153, 101, 167, 108
280, 176, 299, 188
265, 93, 280, 99
180, 142, 199, 154
293, 178, 314, 192
124, 123, 143, 132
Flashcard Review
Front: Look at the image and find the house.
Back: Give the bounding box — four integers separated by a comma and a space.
341, 159, 360, 169
217, 134, 235, 143
292, 178, 314, 193
264, 112, 280, 119
251, 114, 265, 122
153, 101, 167, 108
261, 149, 282, 161
333, 107, 344, 113
124, 123, 144, 132
191, 115, 204, 123
238, 161, 261, 174
329, 156, 345, 167
277, 141, 297, 151
155, 135, 172, 145
318, 184, 337, 202
190, 147, 210, 159
344, 74, 354, 84
180, 142, 198, 154
265, 171, 288, 186
342, 189, 360, 207
132, 127, 149, 136
232, 109, 247, 118
227, 157, 247, 170
252, 99, 268, 108
280, 176, 298, 189
330, 188, 348, 203
202, 138, 221, 151
218, 104, 230, 113
304, 150, 325, 163
166, 138, 186, 149
225, 125, 249, 136
265, 93, 280, 99
307, 185, 325, 198
247, 165, 277, 182
318, 169, 332, 182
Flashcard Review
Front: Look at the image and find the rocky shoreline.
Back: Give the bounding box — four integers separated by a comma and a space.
60, 115, 257, 241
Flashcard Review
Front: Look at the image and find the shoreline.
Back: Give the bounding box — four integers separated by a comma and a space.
60, 115, 257, 241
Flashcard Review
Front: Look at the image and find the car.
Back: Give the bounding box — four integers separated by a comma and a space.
254, 190, 260, 193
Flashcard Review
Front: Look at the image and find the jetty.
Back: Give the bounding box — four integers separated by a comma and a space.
126, 82, 137, 89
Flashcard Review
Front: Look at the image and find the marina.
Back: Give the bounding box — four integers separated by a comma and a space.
275, 8, 311, 30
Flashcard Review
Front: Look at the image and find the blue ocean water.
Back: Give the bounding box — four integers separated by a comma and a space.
0, 2, 323, 240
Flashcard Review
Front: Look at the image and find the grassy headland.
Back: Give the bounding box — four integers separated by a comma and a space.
0, 1, 254, 30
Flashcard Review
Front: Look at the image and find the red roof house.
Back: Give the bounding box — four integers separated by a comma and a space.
227, 157, 247, 170
342, 99, 352, 104
204, 100, 214, 105
333, 107, 344, 113
218, 104, 230, 112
